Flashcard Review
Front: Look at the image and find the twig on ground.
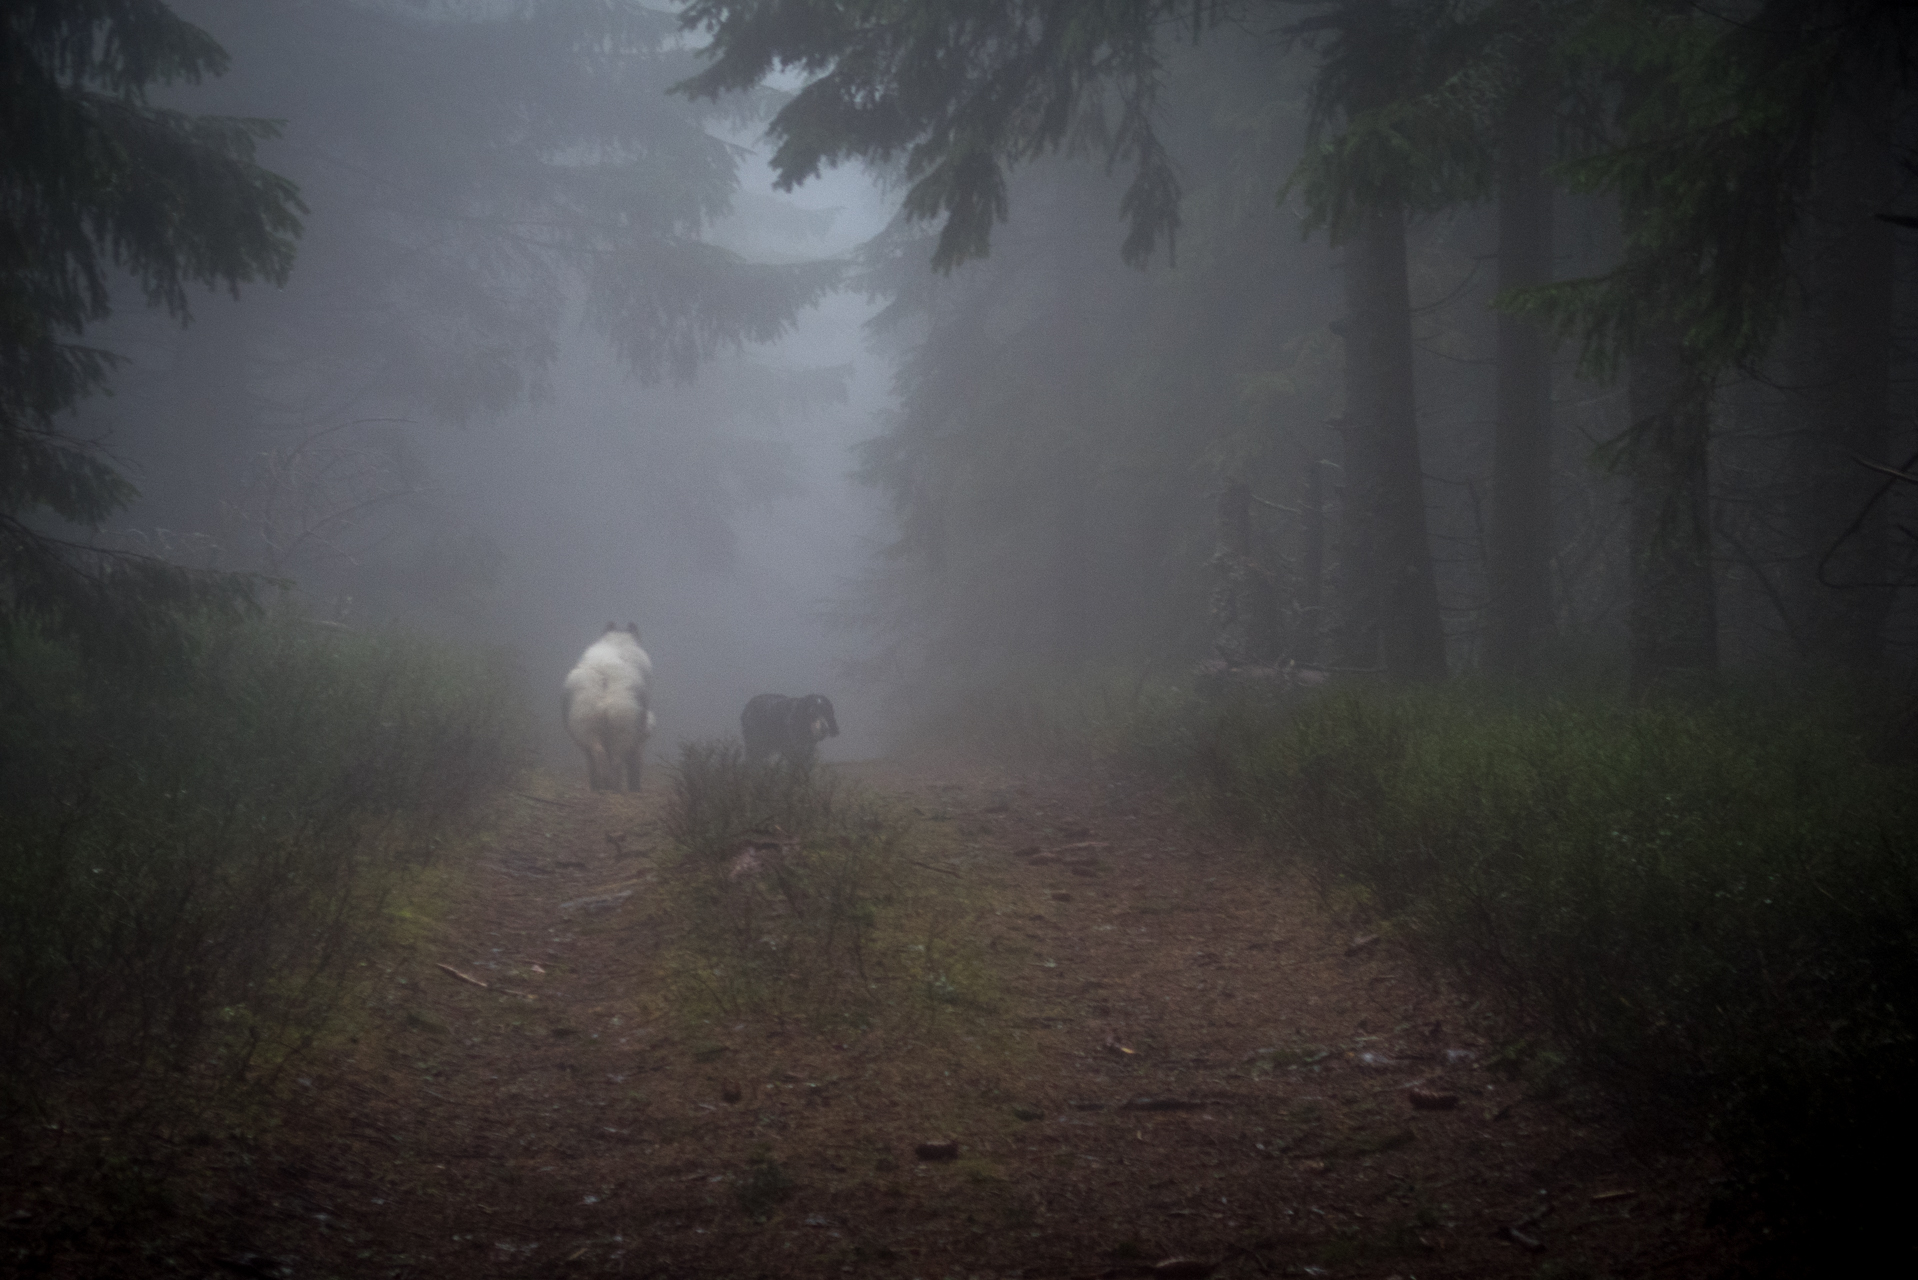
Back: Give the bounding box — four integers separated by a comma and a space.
436, 962, 490, 989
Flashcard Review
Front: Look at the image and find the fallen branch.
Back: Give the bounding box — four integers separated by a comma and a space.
1855, 452, 1918, 486
436, 962, 490, 989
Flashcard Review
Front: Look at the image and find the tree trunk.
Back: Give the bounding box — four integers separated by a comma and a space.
1212, 475, 1273, 667
1795, 100, 1895, 671
1047, 249, 1095, 669
1299, 455, 1326, 664
1330, 404, 1379, 668
1626, 329, 1717, 696
1342, 200, 1447, 679
1049, 437, 1091, 668
1486, 82, 1556, 675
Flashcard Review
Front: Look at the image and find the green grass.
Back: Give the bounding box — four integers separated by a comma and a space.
0, 606, 524, 1116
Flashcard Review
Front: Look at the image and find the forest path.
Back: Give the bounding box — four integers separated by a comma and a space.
226, 758, 1723, 1279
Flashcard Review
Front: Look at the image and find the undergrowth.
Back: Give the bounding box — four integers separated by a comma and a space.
0, 605, 524, 1120
658, 741, 986, 1032
1184, 680, 1917, 1249
917, 669, 1918, 1254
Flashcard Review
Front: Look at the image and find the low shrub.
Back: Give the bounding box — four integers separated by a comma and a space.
660, 741, 983, 1029
0, 606, 524, 1115
663, 739, 849, 863
1155, 680, 1918, 1244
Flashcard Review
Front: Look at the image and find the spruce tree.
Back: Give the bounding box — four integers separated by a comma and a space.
1, 0, 302, 648
1508, 0, 1917, 692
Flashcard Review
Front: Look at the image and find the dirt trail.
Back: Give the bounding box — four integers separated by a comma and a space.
47, 759, 1729, 1278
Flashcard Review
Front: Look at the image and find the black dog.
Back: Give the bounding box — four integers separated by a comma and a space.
741, 693, 840, 764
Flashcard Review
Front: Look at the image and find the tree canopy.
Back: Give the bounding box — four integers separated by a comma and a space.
678, 0, 1221, 269
1508, 0, 1918, 379
1, 0, 303, 646
10, 0, 854, 634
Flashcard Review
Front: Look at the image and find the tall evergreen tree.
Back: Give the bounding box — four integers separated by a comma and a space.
94, 0, 842, 610
682, 0, 1465, 679
1485, 32, 1555, 674
1290, 0, 1582, 677
1794, 94, 1898, 670
679, 0, 1196, 272
1623, 323, 1718, 687
1285, 0, 1501, 678
1, 0, 302, 647
1510, 0, 1918, 693
840, 31, 1336, 686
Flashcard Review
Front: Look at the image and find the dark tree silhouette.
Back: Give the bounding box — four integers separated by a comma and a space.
1, 0, 303, 647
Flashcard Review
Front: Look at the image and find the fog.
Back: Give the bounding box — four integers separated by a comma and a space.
56, 0, 1918, 764
414, 162, 899, 764
12, 8, 1918, 1270
80, 0, 903, 768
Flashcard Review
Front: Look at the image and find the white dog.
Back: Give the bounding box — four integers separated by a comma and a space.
563, 623, 656, 791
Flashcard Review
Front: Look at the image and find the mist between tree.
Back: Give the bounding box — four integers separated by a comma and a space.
5, 0, 1918, 1271
24, 0, 1918, 732
50, 0, 896, 766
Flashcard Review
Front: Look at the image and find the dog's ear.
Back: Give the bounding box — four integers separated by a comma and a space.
605, 621, 617, 633
627, 623, 641, 640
